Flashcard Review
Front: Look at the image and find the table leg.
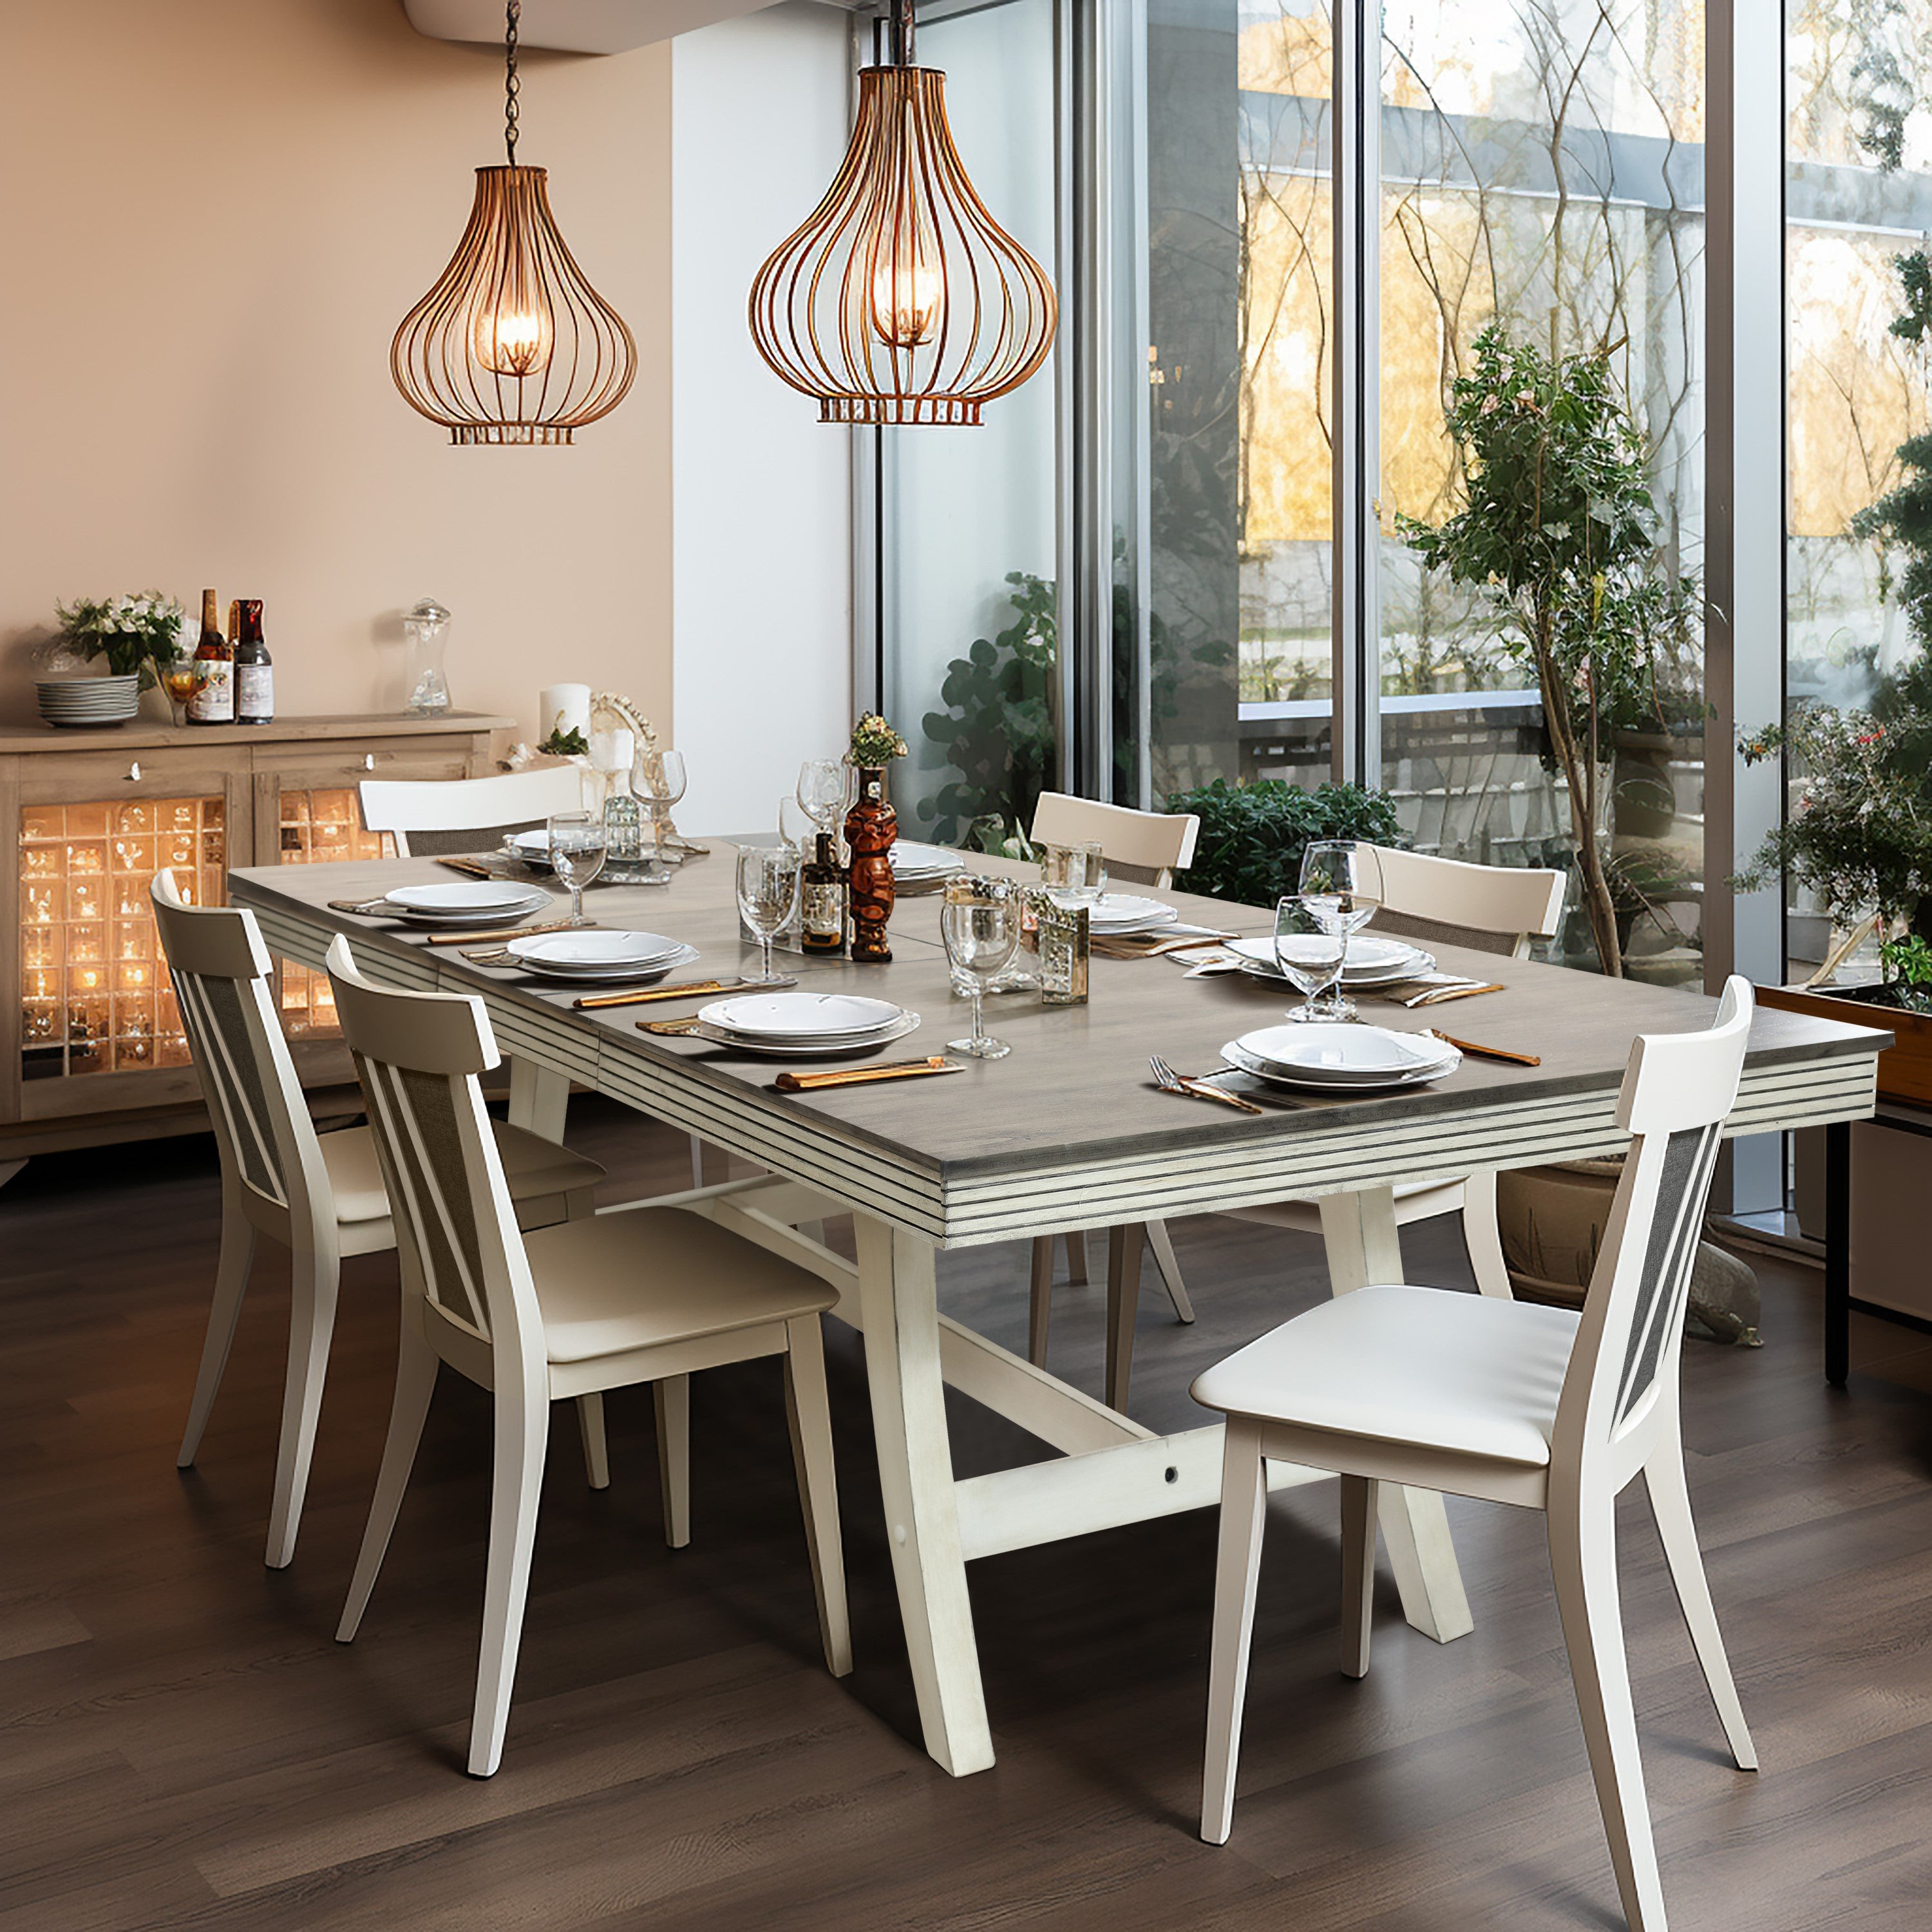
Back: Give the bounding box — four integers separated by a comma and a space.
506, 1059, 570, 1142
1316, 1188, 1475, 1645
1824, 1120, 1850, 1388
851, 1213, 994, 1777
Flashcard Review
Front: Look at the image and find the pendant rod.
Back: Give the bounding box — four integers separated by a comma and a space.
504, 0, 522, 165
889, 0, 916, 67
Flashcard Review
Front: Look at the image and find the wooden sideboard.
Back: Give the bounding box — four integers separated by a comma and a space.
0, 712, 511, 1167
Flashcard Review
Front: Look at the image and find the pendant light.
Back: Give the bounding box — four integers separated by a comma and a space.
748, 0, 1056, 426
392, 1, 636, 445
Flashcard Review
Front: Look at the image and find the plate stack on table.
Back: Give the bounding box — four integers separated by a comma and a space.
1087, 893, 1180, 939
380, 881, 554, 926
1225, 933, 1435, 989
1220, 1022, 1461, 1094
37, 675, 141, 728
889, 842, 965, 891
694, 991, 920, 1057
505, 929, 698, 983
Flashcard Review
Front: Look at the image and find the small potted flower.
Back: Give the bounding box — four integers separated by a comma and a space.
844, 713, 908, 961
46, 592, 187, 727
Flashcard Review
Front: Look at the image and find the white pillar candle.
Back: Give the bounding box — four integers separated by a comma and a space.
539, 683, 592, 739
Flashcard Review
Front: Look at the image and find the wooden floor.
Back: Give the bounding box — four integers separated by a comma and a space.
4, 1099, 1931, 1931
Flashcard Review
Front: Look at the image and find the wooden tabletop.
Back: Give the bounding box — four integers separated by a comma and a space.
231, 845, 1890, 1245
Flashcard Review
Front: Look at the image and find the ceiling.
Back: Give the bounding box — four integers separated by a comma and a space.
401, 0, 855, 53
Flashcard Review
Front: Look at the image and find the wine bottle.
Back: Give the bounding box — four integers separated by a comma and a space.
801, 833, 847, 955
234, 600, 274, 725
186, 589, 234, 725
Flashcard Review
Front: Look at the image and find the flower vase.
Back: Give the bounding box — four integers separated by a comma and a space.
844, 764, 897, 962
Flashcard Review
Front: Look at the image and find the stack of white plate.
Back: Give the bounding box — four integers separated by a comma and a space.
504, 929, 697, 983
1088, 893, 1180, 938
1226, 933, 1435, 988
378, 881, 553, 926
890, 842, 964, 885
1220, 1023, 1461, 1093
696, 990, 920, 1057
499, 826, 610, 871
38, 674, 141, 728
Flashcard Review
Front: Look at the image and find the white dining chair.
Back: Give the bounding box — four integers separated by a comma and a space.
153, 869, 608, 1569
1193, 978, 1758, 1932
1023, 791, 1204, 1369
356, 766, 587, 857
324, 936, 851, 1778
1097, 844, 1566, 1410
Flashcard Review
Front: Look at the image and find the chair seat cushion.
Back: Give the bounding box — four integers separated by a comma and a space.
1190, 1285, 1580, 1467
320, 1122, 605, 1226
1226, 1176, 1468, 1232
522, 1208, 838, 1365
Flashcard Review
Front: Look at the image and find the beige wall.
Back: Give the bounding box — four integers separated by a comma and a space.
0, 0, 671, 738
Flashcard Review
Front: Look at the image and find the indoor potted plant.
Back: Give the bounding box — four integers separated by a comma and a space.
48, 592, 187, 725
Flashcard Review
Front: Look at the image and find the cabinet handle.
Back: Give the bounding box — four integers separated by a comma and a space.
364, 753, 375, 770
126, 761, 141, 781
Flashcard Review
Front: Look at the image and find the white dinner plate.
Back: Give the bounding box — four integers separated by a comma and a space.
1088, 894, 1179, 933
508, 944, 699, 983
890, 842, 963, 876
507, 929, 686, 970
690, 1011, 923, 1057
701, 992, 905, 1039
501, 826, 606, 870
1228, 934, 1433, 985
386, 881, 548, 914
1223, 1023, 1459, 1090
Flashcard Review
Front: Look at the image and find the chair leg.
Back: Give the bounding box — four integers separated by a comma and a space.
1644, 1446, 1756, 1770
1106, 1224, 1144, 1415
264, 1244, 341, 1570
469, 1376, 550, 1778
336, 1315, 439, 1642
1202, 1417, 1268, 1846
575, 1392, 610, 1491
1340, 1475, 1378, 1680
1547, 1493, 1670, 1932
1028, 1236, 1055, 1367
784, 1317, 853, 1678
653, 1377, 690, 1549
177, 1202, 256, 1468
1063, 1227, 1089, 1284
1145, 1219, 1197, 1324
688, 1133, 707, 1189
1461, 1170, 1513, 1298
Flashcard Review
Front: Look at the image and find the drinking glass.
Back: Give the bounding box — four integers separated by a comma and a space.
1299, 840, 1383, 936
941, 876, 1021, 1059
1273, 896, 1347, 1023
546, 811, 607, 927
632, 746, 687, 876
737, 844, 801, 986
161, 663, 200, 726
1039, 840, 1106, 903
777, 796, 817, 855
797, 758, 848, 836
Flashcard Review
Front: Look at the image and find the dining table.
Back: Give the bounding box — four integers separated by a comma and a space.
229, 842, 1889, 1779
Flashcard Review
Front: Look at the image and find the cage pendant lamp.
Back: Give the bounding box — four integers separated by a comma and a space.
748, 0, 1056, 427
392, 1, 636, 445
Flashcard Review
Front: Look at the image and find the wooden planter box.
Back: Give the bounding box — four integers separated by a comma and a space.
1757, 982, 1920, 1103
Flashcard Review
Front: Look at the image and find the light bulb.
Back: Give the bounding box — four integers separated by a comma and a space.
870, 250, 945, 349
473, 297, 553, 377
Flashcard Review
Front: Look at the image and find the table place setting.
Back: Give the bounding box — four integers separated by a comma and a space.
462, 927, 701, 984
646, 989, 923, 1059
327, 878, 555, 927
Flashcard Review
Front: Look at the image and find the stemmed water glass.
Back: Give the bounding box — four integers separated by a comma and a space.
1273, 896, 1347, 1024
1298, 840, 1383, 1018
547, 812, 607, 927
632, 747, 687, 877
941, 876, 1021, 1059
737, 844, 801, 987
797, 759, 849, 839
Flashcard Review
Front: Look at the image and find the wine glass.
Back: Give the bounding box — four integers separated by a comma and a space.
161, 662, 200, 726
737, 844, 801, 986
632, 747, 687, 876
1298, 840, 1383, 1018
777, 795, 817, 855
941, 876, 1022, 1059
797, 759, 848, 837
546, 811, 607, 927
1273, 896, 1347, 1024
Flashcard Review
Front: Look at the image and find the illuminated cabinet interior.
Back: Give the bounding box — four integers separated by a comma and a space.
1, 714, 506, 1163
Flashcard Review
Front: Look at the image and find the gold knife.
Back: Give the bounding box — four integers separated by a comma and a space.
424, 917, 579, 947
775, 1057, 964, 1092
1426, 1028, 1542, 1066
574, 976, 795, 1011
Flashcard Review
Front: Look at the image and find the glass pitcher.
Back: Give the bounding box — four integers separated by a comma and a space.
402, 597, 452, 715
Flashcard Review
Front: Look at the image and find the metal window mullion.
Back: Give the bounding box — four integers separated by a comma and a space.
1706, 0, 1786, 1213
1331, 0, 1381, 788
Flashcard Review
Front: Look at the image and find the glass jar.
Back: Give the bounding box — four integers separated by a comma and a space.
402, 597, 452, 715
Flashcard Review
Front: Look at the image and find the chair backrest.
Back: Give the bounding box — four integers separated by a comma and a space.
1029, 791, 1200, 887
151, 869, 329, 1227
325, 935, 543, 1372
1553, 976, 1754, 1474
357, 767, 587, 858
1367, 844, 1566, 959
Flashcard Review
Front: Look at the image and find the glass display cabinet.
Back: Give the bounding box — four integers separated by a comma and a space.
1, 714, 509, 1169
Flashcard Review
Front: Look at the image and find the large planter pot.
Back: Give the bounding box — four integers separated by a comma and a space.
1756, 981, 1925, 1104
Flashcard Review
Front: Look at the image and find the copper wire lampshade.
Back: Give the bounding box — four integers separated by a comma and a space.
392, 1, 636, 445
748, 0, 1056, 427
